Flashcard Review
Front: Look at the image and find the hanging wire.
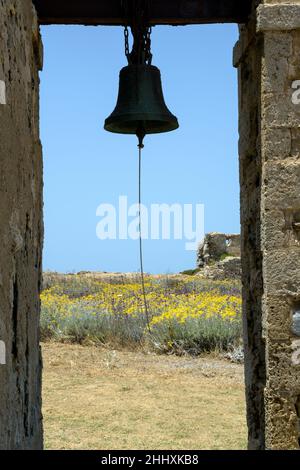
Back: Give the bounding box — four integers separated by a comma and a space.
138, 143, 151, 333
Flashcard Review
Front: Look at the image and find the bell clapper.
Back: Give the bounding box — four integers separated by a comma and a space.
136, 125, 146, 149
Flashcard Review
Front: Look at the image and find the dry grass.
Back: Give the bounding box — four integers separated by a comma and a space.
42, 342, 247, 450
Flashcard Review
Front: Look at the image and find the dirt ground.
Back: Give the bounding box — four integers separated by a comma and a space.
42, 342, 247, 450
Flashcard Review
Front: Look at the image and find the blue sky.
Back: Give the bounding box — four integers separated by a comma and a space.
40, 24, 240, 274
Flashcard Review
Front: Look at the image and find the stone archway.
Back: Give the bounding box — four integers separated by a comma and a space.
0, 0, 299, 450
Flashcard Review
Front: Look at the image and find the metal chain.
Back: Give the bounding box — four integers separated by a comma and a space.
122, 0, 152, 65
144, 26, 152, 65
124, 26, 130, 62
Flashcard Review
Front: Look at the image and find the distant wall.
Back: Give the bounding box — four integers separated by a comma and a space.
197, 233, 241, 268
0, 0, 43, 449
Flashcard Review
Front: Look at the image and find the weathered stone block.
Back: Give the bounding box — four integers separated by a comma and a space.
261, 128, 291, 161
263, 161, 300, 210
262, 209, 300, 250
265, 389, 299, 450
263, 295, 295, 342
263, 92, 300, 128
263, 34, 291, 93
267, 339, 300, 387
291, 128, 300, 159
263, 249, 300, 296
257, 4, 300, 32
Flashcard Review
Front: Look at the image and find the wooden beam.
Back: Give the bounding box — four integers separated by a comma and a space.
33, 0, 252, 26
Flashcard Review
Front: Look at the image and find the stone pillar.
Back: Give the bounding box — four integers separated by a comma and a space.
235, 0, 300, 450
0, 1, 43, 449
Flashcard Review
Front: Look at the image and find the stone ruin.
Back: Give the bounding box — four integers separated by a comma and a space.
197, 233, 241, 280
197, 232, 241, 266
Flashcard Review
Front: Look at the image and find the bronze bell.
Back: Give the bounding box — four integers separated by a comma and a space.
104, 64, 179, 137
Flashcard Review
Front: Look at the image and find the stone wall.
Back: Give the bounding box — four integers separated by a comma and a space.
197, 232, 241, 267
0, 0, 43, 449
234, 0, 300, 450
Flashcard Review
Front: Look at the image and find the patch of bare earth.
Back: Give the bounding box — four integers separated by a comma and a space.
42, 343, 246, 450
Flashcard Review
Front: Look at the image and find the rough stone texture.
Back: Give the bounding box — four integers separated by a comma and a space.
257, 3, 300, 32
0, 0, 43, 449
235, 0, 300, 450
201, 257, 242, 281
197, 232, 241, 267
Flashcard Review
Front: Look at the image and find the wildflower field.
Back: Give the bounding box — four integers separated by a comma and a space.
41, 273, 242, 355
